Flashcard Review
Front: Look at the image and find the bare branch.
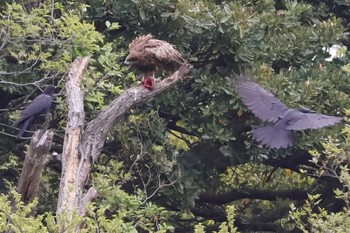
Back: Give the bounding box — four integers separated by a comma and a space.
16, 127, 54, 203
56, 57, 192, 231
81, 63, 193, 163
0, 73, 59, 87
79, 187, 98, 215
57, 56, 89, 219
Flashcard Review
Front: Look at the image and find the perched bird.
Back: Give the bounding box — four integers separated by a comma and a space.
12, 85, 55, 139
236, 80, 342, 149
124, 34, 185, 90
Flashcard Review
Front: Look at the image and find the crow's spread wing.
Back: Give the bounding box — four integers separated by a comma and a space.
286, 113, 342, 130
236, 80, 289, 122
252, 125, 293, 149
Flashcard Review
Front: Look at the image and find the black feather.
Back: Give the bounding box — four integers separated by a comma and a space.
12, 85, 55, 139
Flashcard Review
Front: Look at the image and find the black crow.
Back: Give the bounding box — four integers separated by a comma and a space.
236, 80, 342, 149
12, 85, 55, 139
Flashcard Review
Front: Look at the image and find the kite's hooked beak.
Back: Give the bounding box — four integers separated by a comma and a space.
124, 59, 131, 65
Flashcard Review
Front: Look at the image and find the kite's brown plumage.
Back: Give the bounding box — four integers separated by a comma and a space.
125, 34, 185, 76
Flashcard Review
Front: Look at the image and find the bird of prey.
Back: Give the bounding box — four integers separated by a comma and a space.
12, 85, 55, 139
124, 34, 185, 90
236, 80, 342, 149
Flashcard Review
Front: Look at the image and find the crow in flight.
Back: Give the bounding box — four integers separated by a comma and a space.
236, 80, 342, 149
12, 85, 55, 139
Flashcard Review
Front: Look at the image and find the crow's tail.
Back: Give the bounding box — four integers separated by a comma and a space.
12, 118, 22, 128
251, 125, 293, 149
16, 116, 34, 139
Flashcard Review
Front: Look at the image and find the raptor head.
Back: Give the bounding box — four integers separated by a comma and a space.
124, 51, 140, 66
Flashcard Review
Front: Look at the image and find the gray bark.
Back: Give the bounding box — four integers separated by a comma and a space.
16, 114, 53, 204
56, 56, 192, 231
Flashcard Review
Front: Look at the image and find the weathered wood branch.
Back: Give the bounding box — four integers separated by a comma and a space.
57, 57, 89, 218
78, 64, 192, 209
56, 56, 192, 231
16, 114, 53, 204
81, 63, 193, 162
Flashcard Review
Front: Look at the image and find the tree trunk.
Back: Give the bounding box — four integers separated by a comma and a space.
16, 124, 53, 204
56, 56, 192, 232
56, 57, 89, 220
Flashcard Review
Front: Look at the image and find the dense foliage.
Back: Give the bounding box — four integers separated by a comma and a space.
1, 0, 350, 232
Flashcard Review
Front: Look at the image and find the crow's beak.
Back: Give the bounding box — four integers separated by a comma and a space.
299, 105, 316, 113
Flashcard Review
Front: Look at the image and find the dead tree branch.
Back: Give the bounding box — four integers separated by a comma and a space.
57, 57, 89, 218
56, 56, 192, 231
16, 113, 54, 204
